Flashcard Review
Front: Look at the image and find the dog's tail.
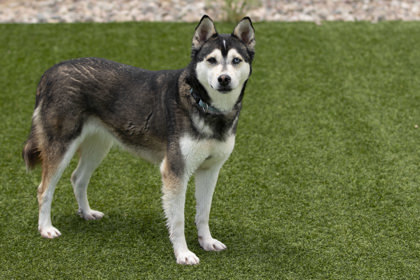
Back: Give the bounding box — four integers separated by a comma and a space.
23, 75, 47, 171
23, 94, 43, 171
23, 131, 42, 171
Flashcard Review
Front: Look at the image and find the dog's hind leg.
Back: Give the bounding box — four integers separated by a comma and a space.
38, 140, 80, 238
195, 165, 227, 251
71, 133, 112, 220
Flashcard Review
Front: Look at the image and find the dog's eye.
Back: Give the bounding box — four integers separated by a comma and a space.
207, 57, 217, 64
232, 58, 242, 65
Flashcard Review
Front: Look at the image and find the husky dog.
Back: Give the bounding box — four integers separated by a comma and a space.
23, 15, 255, 265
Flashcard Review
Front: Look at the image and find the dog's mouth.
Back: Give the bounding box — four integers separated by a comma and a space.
214, 86, 232, 93
210, 83, 232, 94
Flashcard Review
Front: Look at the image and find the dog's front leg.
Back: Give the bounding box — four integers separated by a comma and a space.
160, 158, 199, 265
195, 165, 227, 251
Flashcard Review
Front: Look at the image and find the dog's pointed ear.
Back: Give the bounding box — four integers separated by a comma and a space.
192, 15, 217, 50
233, 17, 255, 52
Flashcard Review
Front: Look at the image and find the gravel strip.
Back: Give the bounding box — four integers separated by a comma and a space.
1, 0, 419, 23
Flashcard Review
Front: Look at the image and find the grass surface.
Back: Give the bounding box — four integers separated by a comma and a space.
1, 21, 419, 279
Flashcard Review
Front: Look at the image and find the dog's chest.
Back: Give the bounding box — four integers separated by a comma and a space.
180, 134, 235, 173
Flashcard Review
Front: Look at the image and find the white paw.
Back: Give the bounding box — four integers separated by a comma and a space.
199, 237, 227, 251
176, 250, 200, 265
39, 226, 61, 239
78, 209, 104, 220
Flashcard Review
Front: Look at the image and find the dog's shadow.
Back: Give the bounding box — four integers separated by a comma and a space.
55, 209, 168, 242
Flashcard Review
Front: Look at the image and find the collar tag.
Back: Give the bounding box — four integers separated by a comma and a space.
190, 88, 222, 114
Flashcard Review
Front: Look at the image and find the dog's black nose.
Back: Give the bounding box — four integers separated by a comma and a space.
218, 74, 231, 86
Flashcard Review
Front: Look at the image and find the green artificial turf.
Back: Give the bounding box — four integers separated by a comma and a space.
1, 21, 419, 279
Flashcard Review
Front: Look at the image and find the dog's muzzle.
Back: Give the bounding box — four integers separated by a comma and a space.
217, 74, 232, 93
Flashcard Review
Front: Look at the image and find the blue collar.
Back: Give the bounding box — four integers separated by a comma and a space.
190, 88, 222, 114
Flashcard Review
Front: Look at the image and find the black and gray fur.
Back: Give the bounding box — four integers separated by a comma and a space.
23, 15, 255, 265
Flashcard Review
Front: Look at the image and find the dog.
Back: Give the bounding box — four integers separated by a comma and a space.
23, 15, 255, 265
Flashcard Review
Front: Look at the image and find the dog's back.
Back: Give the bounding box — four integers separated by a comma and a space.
23, 57, 182, 170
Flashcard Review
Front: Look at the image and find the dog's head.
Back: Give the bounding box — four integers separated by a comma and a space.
191, 15, 255, 113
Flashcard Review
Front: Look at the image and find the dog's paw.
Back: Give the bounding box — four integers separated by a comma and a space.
176, 250, 200, 265
199, 237, 227, 251
78, 209, 104, 220
39, 226, 61, 239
